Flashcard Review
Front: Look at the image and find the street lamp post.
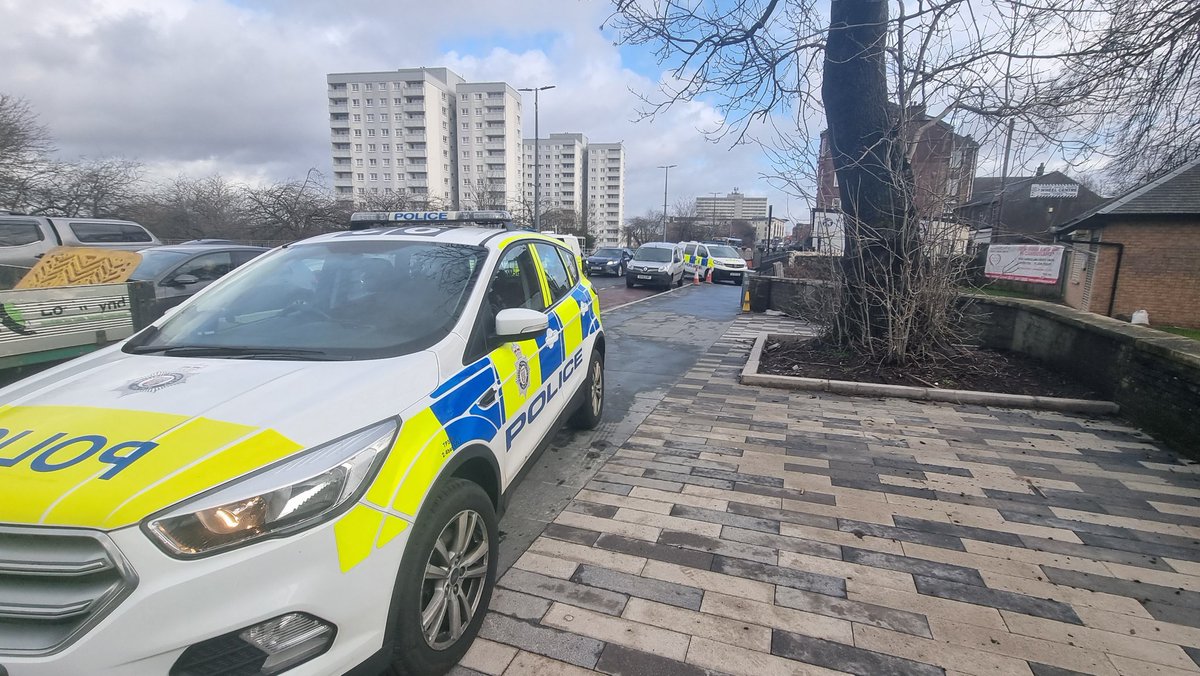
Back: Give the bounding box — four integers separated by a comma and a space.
518, 85, 555, 232
658, 164, 677, 241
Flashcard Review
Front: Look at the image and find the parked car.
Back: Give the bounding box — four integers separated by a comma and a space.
585, 247, 634, 276
681, 240, 748, 284
130, 244, 269, 318
626, 241, 685, 289
0, 212, 605, 675
0, 215, 161, 273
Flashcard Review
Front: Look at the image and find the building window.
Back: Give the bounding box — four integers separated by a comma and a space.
355, 159, 363, 167
369, 159, 377, 167
365, 83, 373, 91
383, 173, 391, 180
351, 98, 360, 106
370, 173, 378, 181
354, 144, 362, 152
351, 83, 359, 91
367, 129, 375, 137
357, 173, 364, 180
381, 144, 390, 151
353, 114, 361, 122
365, 99, 373, 107
367, 144, 376, 151
393, 98, 402, 106
353, 129, 362, 137
383, 158, 391, 166
380, 114, 389, 122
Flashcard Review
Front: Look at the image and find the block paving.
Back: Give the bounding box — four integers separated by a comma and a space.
459, 313, 1200, 675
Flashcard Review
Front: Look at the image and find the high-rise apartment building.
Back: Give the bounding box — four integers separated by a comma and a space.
329, 68, 623, 245
455, 82, 523, 210
587, 143, 625, 247
327, 68, 522, 209
695, 190, 769, 222
523, 135, 625, 248
523, 133, 587, 215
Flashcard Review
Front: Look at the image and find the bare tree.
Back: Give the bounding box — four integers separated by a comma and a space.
243, 169, 346, 240
31, 157, 145, 218
608, 0, 1114, 363
1054, 0, 1200, 186
0, 94, 54, 212
624, 211, 663, 247
127, 174, 253, 241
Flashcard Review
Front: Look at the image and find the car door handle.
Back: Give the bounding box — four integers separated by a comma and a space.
477, 387, 498, 407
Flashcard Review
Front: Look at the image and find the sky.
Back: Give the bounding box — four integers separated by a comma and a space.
0, 0, 807, 222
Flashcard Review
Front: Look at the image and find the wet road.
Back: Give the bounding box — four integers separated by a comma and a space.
587, 272, 667, 310
496, 281, 744, 572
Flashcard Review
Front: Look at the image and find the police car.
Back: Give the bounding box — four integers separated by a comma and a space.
0, 211, 605, 675
681, 241, 747, 284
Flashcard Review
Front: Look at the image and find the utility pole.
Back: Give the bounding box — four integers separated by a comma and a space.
766, 204, 774, 252
518, 85, 555, 231
659, 164, 677, 241
994, 118, 1015, 242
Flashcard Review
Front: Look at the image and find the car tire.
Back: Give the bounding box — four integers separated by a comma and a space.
386, 478, 498, 676
618, 264, 626, 277
626, 276, 635, 288
569, 350, 604, 429
675, 274, 683, 288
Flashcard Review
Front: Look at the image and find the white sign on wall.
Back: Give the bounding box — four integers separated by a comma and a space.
985, 244, 1064, 284
1030, 183, 1080, 198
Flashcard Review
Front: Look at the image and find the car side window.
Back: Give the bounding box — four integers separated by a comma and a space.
698, 245, 709, 258
69, 222, 154, 243
534, 242, 573, 304
555, 246, 579, 287
171, 252, 233, 282
684, 244, 696, 257
486, 245, 545, 314
230, 250, 263, 267
0, 221, 44, 247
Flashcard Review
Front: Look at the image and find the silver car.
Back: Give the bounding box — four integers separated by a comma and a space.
130, 244, 268, 318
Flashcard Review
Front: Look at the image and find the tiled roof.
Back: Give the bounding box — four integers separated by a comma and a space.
1056, 158, 1200, 233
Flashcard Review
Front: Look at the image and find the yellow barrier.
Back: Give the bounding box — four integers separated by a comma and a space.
16, 248, 142, 289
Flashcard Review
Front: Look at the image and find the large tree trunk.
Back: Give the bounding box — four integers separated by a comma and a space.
822, 0, 922, 362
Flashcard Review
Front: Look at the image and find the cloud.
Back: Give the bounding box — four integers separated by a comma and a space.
0, 0, 803, 221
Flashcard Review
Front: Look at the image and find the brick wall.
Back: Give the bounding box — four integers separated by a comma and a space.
1102, 221, 1200, 327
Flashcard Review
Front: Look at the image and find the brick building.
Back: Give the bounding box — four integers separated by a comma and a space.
1056, 159, 1200, 328
815, 108, 979, 218
956, 169, 1106, 243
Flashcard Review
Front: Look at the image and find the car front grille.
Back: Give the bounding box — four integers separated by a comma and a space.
0, 526, 137, 656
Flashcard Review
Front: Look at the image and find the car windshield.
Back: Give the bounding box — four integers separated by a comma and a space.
129, 250, 193, 281
634, 247, 672, 262
592, 248, 622, 258
707, 245, 740, 258
125, 240, 487, 360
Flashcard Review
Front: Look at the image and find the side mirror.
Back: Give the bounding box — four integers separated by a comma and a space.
494, 308, 549, 342
168, 274, 200, 287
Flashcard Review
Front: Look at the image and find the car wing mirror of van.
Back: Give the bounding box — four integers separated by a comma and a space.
167, 273, 200, 287
494, 308, 549, 342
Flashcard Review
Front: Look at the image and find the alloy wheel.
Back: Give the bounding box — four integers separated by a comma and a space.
420, 510, 489, 650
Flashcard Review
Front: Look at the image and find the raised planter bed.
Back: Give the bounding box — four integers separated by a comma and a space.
741, 333, 1120, 415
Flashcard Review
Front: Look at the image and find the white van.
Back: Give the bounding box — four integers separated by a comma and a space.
626, 241, 685, 289
541, 232, 582, 259
681, 241, 748, 284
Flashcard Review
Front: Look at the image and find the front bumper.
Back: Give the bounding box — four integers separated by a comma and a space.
627, 270, 672, 285
711, 267, 746, 282
1, 512, 410, 676
586, 261, 622, 275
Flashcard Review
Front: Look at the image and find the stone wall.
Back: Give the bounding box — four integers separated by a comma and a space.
745, 275, 831, 316
968, 295, 1200, 456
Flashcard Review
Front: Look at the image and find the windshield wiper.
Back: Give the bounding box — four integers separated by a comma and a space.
128, 345, 345, 360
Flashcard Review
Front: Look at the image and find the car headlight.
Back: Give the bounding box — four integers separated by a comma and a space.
144, 420, 398, 557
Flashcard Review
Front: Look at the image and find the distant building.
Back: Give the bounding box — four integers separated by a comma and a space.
521, 134, 625, 248
327, 68, 524, 211
815, 107, 979, 218
695, 191, 769, 222
956, 169, 1106, 243
1057, 158, 1200, 328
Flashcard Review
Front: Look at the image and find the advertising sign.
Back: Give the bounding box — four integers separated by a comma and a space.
1030, 183, 1080, 198
984, 244, 1064, 284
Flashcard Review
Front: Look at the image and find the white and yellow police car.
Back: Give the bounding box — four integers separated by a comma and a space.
0, 211, 605, 676
681, 241, 747, 284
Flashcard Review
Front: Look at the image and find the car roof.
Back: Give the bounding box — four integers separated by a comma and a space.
145, 244, 270, 254
297, 226, 568, 251
637, 241, 676, 248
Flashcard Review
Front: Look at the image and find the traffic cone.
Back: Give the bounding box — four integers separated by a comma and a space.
693, 269, 700, 285
705, 267, 714, 284
741, 286, 751, 312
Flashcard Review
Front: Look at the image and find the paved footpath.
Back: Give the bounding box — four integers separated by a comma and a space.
461, 302, 1200, 676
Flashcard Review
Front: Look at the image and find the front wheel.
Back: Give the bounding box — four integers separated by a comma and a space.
570, 350, 604, 429
618, 264, 626, 277
626, 276, 635, 288
387, 479, 498, 675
